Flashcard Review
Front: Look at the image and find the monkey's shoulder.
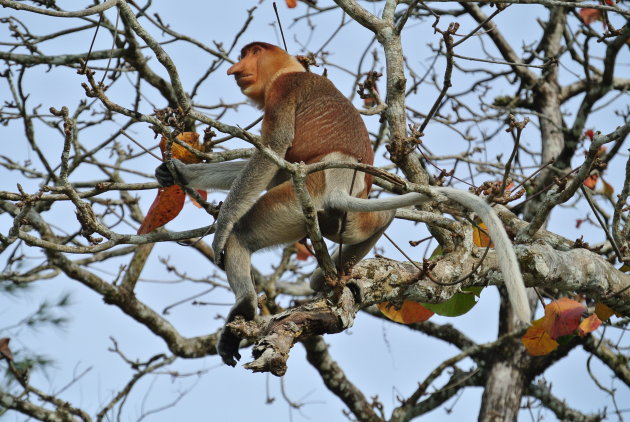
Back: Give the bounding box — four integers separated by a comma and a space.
266, 72, 345, 107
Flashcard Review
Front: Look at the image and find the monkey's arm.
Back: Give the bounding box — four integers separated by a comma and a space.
326, 187, 531, 323
211, 99, 296, 264
155, 159, 248, 191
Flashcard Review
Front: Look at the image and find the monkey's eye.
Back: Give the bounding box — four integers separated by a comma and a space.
251, 47, 261, 55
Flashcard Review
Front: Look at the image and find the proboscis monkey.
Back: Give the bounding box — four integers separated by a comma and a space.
156, 42, 530, 366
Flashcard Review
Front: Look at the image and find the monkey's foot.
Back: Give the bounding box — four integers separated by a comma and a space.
217, 328, 241, 367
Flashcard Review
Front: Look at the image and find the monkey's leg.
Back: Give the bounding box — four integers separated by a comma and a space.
217, 176, 323, 366
310, 209, 395, 291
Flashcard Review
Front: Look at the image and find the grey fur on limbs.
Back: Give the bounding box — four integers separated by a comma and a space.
326, 187, 531, 323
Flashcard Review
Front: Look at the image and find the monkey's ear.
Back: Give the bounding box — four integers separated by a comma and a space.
295, 55, 312, 72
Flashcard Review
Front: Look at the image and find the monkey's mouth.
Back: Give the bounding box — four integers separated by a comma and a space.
235, 74, 254, 87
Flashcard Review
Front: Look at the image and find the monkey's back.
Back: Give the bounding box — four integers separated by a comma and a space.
267, 72, 374, 166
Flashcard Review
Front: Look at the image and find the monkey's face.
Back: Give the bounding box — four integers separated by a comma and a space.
227, 42, 304, 108
227, 44, 265, 101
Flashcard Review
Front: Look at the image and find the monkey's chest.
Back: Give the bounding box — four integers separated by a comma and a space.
286, 110, 372, 164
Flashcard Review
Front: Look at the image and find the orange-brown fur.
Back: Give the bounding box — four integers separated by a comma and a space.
156, 44, 529, 368
213, 42, 396, 365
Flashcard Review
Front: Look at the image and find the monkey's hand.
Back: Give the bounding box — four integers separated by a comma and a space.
217, 298, 257, 366
155, 159, 188, 187
218, 328, 241, 366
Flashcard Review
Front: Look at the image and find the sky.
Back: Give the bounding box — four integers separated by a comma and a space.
1, 1, 629, 421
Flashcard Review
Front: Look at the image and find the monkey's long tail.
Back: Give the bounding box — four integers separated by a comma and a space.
327, 187, 531, 323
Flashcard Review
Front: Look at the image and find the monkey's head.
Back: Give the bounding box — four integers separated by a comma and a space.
227, 42, 305, 107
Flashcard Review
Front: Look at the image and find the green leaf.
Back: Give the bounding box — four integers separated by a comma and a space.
421, 287, 483, 317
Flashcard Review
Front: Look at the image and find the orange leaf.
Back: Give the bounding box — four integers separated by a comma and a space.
578, 314, 602, 336
294, 242, 313, 261
285, 0, 297, 7
473, 222, 494, 248
159, 132, 203, 163
139, 132, 204, 233
137, 185, 185, 234
583, 174, 599, 189
189, 189, 208, 208
542, 297, 586, 339
522, 318, 559, 356
579, 8, 603, 25
378, 301, 434, 324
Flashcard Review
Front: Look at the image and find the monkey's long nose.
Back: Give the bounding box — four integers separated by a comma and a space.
227, 62, 242, 76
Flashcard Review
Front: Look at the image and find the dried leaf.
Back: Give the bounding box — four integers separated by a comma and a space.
595, 302, 614, 321
522, 318, 559, 356
542, 297, 586, 339
579, 8, 603, 25
578, 314, 602, 336
363, 83, 379, 107
189, 190, 208, 208
0, 338, 13, 361
137, 186, 185, 234
285, 0, 297, 7
159, 132, 202, 163
594, 302, 621, 320
378, 301, 434, 324
602, 178, 614, 199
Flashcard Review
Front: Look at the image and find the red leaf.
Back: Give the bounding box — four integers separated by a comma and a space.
542, 298, 586, 339
584, 129, 594, 141
137, 186, 185, 234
